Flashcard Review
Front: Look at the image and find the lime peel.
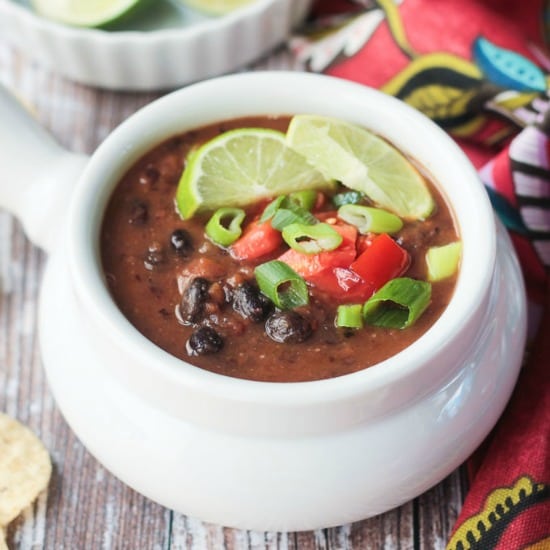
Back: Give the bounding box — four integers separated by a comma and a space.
286, 115, 435, 220
31, 0, 149, 27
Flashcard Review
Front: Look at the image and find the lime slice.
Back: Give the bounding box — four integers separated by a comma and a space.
286, 115, 435, 220
176, 128, 333, 219
177, 0, 256, 15
31, 0, 147, 27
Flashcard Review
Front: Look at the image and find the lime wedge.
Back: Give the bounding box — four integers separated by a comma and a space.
177, 0, 256, 15
31, 0, 147, 27
286, 115, 435, 220
176, 128, 333, 219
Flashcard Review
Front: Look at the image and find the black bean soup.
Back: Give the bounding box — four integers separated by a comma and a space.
100, 116, 459, 382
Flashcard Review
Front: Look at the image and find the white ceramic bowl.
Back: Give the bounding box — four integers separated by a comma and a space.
0, 0, 311, 90
0, 72, 527, 531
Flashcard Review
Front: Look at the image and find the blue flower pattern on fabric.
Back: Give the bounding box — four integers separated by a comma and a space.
473, 36, 547, 93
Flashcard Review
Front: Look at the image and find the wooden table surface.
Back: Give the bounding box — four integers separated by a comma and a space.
0, 41, 467, 549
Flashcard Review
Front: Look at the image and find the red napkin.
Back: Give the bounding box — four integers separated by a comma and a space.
291, 1, 550, 547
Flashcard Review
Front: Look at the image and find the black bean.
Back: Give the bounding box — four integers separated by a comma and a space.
180, 277, 210, 324
265, 311, 312, 344
128, 200, 148, 225
170, 229, 194, 257
232, 281, 273, 322
186, 326, 224, 356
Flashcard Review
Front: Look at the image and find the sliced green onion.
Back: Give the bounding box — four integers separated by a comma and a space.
338, 204, 403, 234
260, 194, 318, 230
362, 277, 431, 329
289, 190, 318, 211
332, 190, 365, 208
426, 241, 462, 281
260, 195, 286, 222
336, 304, 364, 328
254, 260, 309, 309
205, 207, 246, 247
282, 222, 343, 254
271, 203, 318, 231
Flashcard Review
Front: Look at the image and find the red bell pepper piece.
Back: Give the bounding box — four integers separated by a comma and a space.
278, 222, 369, 303
277, 223, 358, 277
230, 219, 282, 261
306, 233, 410, 303
350, 233, 410, 292
307, 266, 373, 302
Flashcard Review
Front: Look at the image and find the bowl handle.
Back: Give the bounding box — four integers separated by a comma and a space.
0, 85, 89, 253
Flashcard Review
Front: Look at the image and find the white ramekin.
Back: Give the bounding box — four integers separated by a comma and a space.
0, 72, 527, 531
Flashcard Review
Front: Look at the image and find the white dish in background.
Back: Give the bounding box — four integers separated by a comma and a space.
0, 0, 311, 90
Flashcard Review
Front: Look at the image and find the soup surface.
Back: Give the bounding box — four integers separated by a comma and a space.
101, 116, 459, 382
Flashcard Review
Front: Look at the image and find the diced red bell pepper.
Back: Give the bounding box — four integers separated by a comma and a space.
230, 219, 282, 261
277, 223, 358, 277
302, 233, 410, 303
350, 233, 410, 292
308, 266, 374, 303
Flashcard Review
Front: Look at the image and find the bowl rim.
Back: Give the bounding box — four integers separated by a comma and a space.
67, 71, 497, 406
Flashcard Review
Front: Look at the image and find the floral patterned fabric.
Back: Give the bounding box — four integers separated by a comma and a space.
292, 1, 550, 548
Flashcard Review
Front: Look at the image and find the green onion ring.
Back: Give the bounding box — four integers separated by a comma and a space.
362, 277, 431, 329
426, 241, 462, 281
336, 304, 364, 328
260, 195, 318, 229
338, 204, 403, 234
260, 195, 286, 222
271, 204, 318, 231
289, 190, 318, 211
282, 222, 343, 254
205, 207, 246, 247
254, 260, 309, 309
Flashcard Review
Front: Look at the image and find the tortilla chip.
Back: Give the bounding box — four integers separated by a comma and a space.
0, 413, 52, 527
